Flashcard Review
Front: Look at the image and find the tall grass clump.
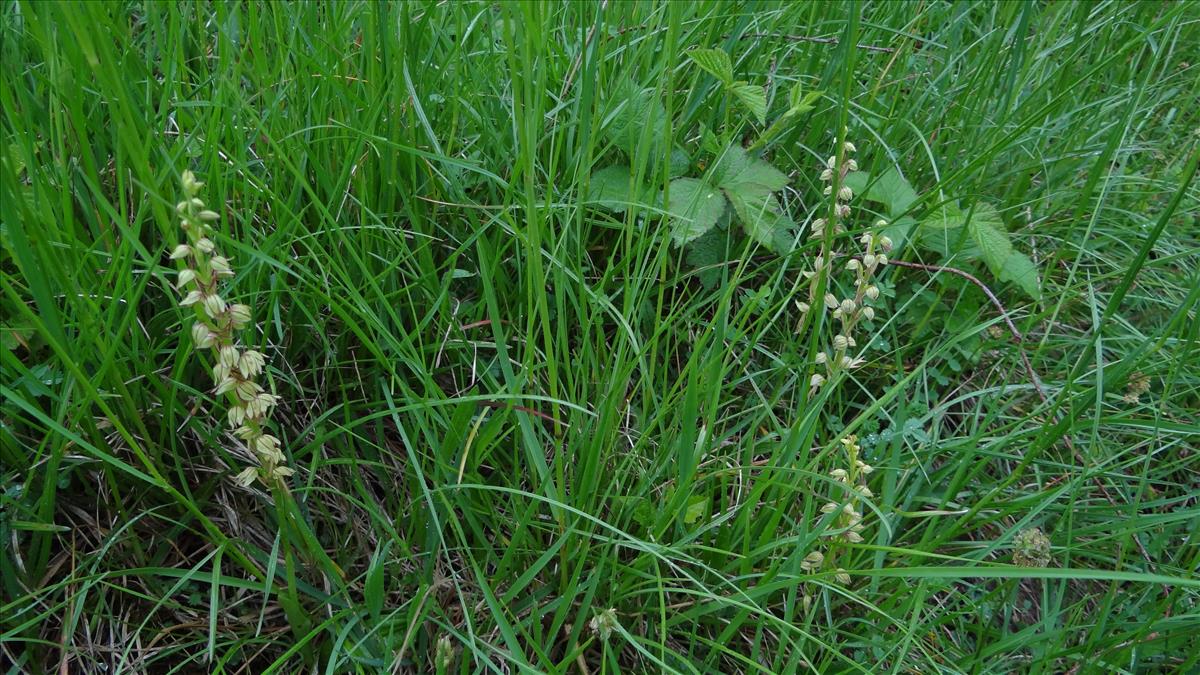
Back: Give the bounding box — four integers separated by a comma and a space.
2, 1, 1198, 673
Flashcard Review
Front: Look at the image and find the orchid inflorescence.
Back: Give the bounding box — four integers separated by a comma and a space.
796, 139, 894, 393
171, 170, 291, 487
802, 434, 874, 587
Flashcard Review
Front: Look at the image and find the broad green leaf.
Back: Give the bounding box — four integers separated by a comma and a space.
686, 226, 733, 288
966, 204, 1042, 300
603, 80, 669, 160
844, 168, 918, 217
917, 201, 980, 259
587, 165, 651, 213
997, 250, 1042, 300
684, 495, 708, 525
725, 186, 793, 252
711, 145, 788, 193
730, 81, 767, 125
669, 146, 691, 178
668, 178, 726, 246
687, 48, 733, 85
788, 84, 823, 114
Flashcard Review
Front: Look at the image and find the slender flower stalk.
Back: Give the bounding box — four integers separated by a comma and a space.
171, 170, 292, 487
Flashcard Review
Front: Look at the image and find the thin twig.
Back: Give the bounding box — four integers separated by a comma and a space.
734, 32, 898, 54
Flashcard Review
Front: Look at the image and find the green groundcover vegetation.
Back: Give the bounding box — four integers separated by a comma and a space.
2, 1, 1198, 672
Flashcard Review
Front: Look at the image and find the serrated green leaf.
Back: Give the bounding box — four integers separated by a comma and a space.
587, 165, 650, 213
844, 168, 918, 218
668, 178, 726, 246
687, 48, 733, 85
603, 80, 669, 160
725, 187, 793, 252
711, 145, 788, 193
788, 85, 823, 114
730, 81, 767, 125
917, 201, 980, 259
966, 204, 1042, 300
669, 146, 691, 178
998, 250, 1042, 300
686, 226, 733, 288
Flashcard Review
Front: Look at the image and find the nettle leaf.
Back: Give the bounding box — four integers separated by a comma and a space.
668, 178, 726, 246
966, 204, 1042, 300
711, 145, 788, 193
687, 48, 733, 85
587, 165, 647, 213
730, 81, 767, 125
725, 187, 793, 252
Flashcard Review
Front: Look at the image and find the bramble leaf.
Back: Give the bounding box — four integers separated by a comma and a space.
711, 145, 788, 193
844, 168, 918, 218
687, 48, 733, 86
587, 165, 645, 212
730, 81, 767, 125
603, 80, 668, 159
724, 186, 793, 252
966, 204, 1041, 300
686, 226, 733, 288
668, 178, 726, 246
